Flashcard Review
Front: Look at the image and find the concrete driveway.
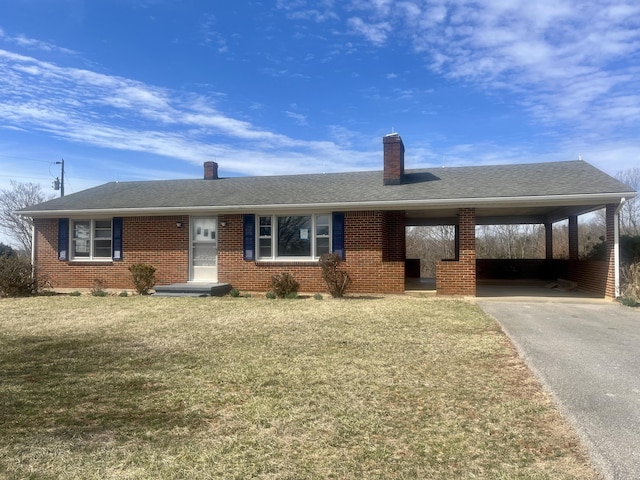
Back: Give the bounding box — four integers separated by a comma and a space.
477, 299, 640, 480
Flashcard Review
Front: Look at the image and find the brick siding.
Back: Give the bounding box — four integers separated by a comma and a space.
566, 204, 617, 299
219, 211, 406, 294
34, 216, 189, 290
34, 210, 407, 294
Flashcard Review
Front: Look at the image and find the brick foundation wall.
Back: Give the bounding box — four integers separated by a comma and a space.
218, 211, 406, 294
566, 260, 609, 297
34, 216, 190, 290
436, 208, 476, 296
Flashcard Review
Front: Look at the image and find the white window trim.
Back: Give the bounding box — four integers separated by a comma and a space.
256, 213, 331, 261
70, 218, 113, 262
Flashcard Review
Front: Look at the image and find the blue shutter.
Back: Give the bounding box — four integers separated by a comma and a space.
58, 218, 69, 261
332, 212, 345, 260
243, 214, 255, 261
112, 217, 123, 261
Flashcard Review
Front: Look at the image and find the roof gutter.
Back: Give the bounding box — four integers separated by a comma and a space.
18, 191, 637, 218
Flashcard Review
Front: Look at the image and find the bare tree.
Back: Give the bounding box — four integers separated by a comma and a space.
0, 180, 47, 255
477, 224, 544, 259
406, 225, 455, 277
616, 169, 640, 236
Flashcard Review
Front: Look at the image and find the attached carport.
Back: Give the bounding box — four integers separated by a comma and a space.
403, 194, 629, 299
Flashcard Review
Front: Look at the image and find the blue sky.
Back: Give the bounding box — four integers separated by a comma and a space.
1, 0, 639, 200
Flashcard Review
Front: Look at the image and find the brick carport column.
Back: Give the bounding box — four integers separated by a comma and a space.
458, 207, 477, 296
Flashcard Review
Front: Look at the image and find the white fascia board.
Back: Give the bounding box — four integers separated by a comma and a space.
19, 191, 635, 218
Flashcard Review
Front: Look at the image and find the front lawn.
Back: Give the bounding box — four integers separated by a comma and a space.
0, 296, 596, 479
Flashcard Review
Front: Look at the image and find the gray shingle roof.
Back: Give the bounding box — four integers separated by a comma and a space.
20, 160, 636, 216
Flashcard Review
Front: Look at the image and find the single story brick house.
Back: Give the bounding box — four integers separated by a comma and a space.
20, 134, 636, 298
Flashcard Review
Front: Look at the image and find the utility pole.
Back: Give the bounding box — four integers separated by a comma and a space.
53, 159, 65, 197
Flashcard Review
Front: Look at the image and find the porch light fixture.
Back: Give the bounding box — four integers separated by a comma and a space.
220, 221, 227, 227
176, 221, 182, 228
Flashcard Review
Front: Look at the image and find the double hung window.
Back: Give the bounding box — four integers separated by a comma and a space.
71, 219, 112, 260
257, 214, 331, 260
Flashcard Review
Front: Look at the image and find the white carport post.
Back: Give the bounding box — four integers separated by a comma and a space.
614, 199, 626, 298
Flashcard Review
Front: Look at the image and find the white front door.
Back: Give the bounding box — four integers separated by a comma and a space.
190, 217, 218, 282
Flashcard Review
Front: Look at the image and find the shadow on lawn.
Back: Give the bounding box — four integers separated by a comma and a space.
0, 335, 203, 442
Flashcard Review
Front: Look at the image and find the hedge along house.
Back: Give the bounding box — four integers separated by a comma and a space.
20, 134, 636, 298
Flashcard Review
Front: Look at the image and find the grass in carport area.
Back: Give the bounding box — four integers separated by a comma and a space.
0, 295, 597, 479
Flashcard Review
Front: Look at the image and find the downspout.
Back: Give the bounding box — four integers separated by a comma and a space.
614, 198, 625, 298
31, 221, 36, 279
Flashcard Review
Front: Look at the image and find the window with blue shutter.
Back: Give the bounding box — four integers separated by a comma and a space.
58, 218, 69, 261
332, 212, 345, 260
243, 214, 255, 261
112, 217, 123, 261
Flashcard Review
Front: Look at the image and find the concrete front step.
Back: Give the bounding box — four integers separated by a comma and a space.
153, 283, 232, 297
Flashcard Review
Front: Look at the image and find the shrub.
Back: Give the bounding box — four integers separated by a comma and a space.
229, 288, 241, 298
69, 291, 82, 297
91, 279, 107, 297
270, 272, 300, 298
319, 253, 352, 298
314, 293, 323, 300
265, 291, 277, 299
621, 261, 640, 304
619, 296, 638, 308
0, 255, 39, 297
119, 291, 129, 297
129, 263, 156, 295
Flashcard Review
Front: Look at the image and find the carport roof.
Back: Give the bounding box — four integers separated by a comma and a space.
20, 160, 636, 223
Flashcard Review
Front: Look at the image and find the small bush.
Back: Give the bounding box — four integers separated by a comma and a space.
265, 291, 277, 299
69, 291, 82, 297
319, 253, 352, 298
0, 255, 39, 297
270, 272, 300, 299
119, 291, 129, 297
621, 261, 639, 304
129, 263, 156, 295
314, 293, 323, 300
229, 288, 241, 298
285, 292, 299, 299
619, 296, 638, 307
91, 278, 107, 297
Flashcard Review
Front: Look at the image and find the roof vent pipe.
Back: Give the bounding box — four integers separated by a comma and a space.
383, 133, 404, 185
204, 161, 219, 180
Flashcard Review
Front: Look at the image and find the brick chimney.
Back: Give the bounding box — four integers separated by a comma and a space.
383, 133, 404, 185
204, 161, 219, 180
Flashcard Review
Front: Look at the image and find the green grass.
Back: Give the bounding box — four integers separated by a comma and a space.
0, 296, 597, 479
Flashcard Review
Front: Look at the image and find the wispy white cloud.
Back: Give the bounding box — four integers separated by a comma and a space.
276, 0, 339, 22
0, 47, 379, 179
284, 111, 309, 126
347, 17, 391, 45
286, 0, 640, 141
0, 28, 78, 55
199, 13, 229, 52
